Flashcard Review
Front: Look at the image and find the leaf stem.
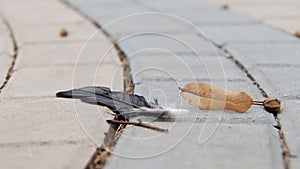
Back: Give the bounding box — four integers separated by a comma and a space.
253, 100, 264, 106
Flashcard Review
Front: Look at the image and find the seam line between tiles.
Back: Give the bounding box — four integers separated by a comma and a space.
0, 15, 18, 92
216, 42, 290, 169
60, 1, 132, 169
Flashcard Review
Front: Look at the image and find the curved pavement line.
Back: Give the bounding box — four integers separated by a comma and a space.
0, 15, 17, 92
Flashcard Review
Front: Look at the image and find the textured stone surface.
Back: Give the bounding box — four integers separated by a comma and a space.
13, 21, 98, 45
138, 0, 257, 29
225, 42, 300, 69
16, 41, 119, 68
102, 13, 190, 36
105, 72, 279, 169
198, 24, 298, 45
161, 7, 256, 25
137, 0, 214, 12
199, 1, 300, 168
224, 43, 300, 99
280, 100, 300, 159
106, 124, 282, 169
279, 100, 300, 169
66, 0, 289, 168
0, 54, 13, 87
250, 66, 300, 99
0, 19, 14, 56
2, 64, 123, 97
0, 144, 94, 169
0, 0, 85, 26
0, 0, 122, 168
204, 0, 300, 35
128, 52, 247, 81
117, 33, 224, 57
265, 18, 300, 34
0, 18, 14, 87
69, 0, 148, 25
0, 98, 109, 145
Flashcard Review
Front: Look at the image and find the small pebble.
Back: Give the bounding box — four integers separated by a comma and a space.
222, 4, 230, 10
60, 28, 68, 37
294, 31, 300, 38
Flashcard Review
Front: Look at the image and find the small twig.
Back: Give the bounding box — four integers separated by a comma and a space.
106, 119, 168, 133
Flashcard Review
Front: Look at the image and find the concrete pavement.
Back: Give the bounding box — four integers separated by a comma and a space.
0, 0, 122, 168
1, 0, 299, 168
66, 0, 300, 169
206, 0, 300, 35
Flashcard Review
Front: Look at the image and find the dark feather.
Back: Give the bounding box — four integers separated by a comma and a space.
56, 86, 151, 114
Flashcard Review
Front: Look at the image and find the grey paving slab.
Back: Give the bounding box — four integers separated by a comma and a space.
0, 17, 8, 32
67, 0, 148, 25
128, 52, 247, 81
0, 97, 107, 145
280, 100, 300, 167
0, 20, 14, 56
205, 0, 300, 35
221, 3, 300, 20
67, 0, 138, 8
1, 0, 85, 27
16, 41, 119, 68
167, 9, 256, 25
101, 13, 190, 36
225, 42, 300, 69
0, 54, 13, 87
198, 24, 299, 45
106, 124, 282, 169
0, 0, 126, 168
250, 66, 300, 99
135, 0, 214, 12
265, 18, 300, 35
76, 2, 146, 17
13, 21, 98, 45
0, 144, 94, 169
1, 64, 123, 97
66, 0, 286, 168
291, 159, 300, 169
0, 18, 14, 87
136, 0, 253, 27
199, 0, 300, 167
117, 33, 224, 57
193, 3, 300, 167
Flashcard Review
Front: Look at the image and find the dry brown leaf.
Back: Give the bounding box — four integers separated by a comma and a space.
180, 82, 253, 113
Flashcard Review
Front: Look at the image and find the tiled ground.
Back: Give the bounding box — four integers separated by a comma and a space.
65, 0, 300, 168
0, 0, 122, 168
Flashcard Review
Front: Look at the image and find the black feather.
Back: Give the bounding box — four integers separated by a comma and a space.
56, 86, 151, 114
